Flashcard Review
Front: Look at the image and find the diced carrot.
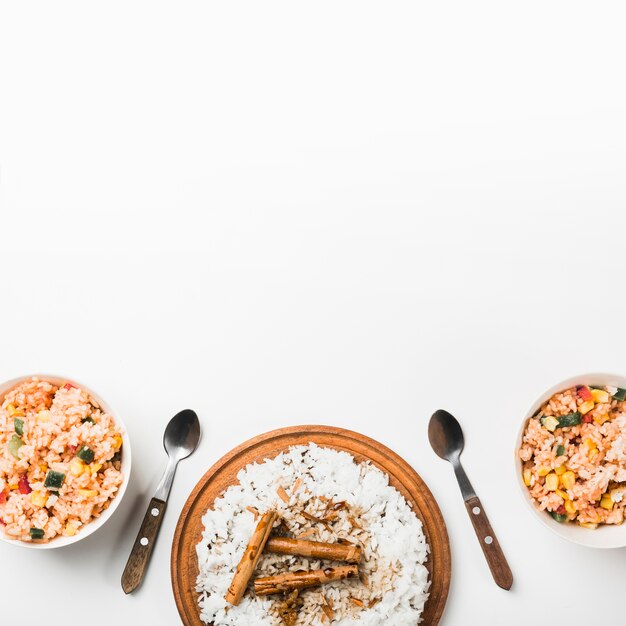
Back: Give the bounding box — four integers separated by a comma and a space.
0, 491, 7, 504
577, 386, 593, 402
579, 400, 595, 415
583, 414, 593, 423
63, 383, 77, 390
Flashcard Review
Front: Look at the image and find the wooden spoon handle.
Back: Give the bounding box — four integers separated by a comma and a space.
121, 497, 167, 594
464, 495, 513, 590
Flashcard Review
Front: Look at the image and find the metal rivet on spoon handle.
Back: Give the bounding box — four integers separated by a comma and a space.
121, 409, 201, 594
428, 409, 513, 590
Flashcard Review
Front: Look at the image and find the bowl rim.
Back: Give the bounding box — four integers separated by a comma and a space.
514, 372, 626, 549
0, 373, 132, 550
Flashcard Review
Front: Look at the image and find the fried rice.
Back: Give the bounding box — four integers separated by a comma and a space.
0, 377, 124, 542
519, 384, 626, 528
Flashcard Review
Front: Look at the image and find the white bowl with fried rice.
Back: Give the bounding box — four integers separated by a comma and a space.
0, 374, 131, 549
515, 373, 626, 548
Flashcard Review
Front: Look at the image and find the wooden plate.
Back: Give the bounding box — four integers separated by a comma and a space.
172, 425, 451, 625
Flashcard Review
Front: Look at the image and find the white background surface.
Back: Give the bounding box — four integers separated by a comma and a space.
1, 2, 625, 624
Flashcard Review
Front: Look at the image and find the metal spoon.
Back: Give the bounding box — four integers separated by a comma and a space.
429, 409, 513, 590
121, 409, 201, 594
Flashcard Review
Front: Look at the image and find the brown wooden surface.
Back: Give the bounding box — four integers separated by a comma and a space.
171, 425, 451, 625
464, 496, 513, 590
122, 497, 167, 594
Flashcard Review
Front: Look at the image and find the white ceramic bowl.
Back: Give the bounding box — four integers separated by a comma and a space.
0, 374, 131, 549
515, 373, 626, 549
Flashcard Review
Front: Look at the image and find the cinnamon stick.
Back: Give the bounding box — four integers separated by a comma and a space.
225, 510, 278, 606
254, 565, 359, 596
266, 536, 361, 564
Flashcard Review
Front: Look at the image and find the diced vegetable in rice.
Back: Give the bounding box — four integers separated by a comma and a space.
519, 384, 626, 528
0, 378, 124, 542
196, 444, 430, 626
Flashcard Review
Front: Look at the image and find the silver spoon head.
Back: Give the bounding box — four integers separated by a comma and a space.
163, 409, 201, 461
428, 409, 465, 461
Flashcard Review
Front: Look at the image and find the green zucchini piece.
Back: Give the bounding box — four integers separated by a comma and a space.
14, 418, 24, 436
8, 434, 24, 459
44, 470, 65, 491
76, 445, 94, 463
550, 511, 567, 523
613, 388, 626, 402
557, 412, 582, 428
556, 445, 565, 456
29, 528, 44, 540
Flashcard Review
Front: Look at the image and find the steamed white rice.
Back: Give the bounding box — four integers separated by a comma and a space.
196, 444, 430, 625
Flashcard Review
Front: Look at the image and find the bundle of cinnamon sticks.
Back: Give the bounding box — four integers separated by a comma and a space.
225, 510, 362, 607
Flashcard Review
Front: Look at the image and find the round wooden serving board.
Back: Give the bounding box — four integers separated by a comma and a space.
171, 425, 451, 625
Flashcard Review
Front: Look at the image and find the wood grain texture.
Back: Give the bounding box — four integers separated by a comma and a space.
122, 497, 167, 594
464, 496, 513, 590
171, 425, 451, 625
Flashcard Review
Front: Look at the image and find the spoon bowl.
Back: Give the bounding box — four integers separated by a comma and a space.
429, 409, 465, 461
164, 409, 201, 462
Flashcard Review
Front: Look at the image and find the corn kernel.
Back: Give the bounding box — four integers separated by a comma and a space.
37, 410, 50, 422
113, 434, 123, 450
541, 416, 559, 432
69, 458, 85, 476
30, 491, 46, 507
38, 463, 47, 474
523, 469, 532, 486
561, 471, 576, 490
78, 489, 98, 498
600, 494, 614, 510
545, 473, 559, 491
7, 404, 23, 417
579, 522, 598, 529
584, 438, 597, 451
64, 522, 78, 537
594, 413, 610, 425
564, 500, 577, 515
8, 483, 18, 490
555, 489, 569, 500
579, 401, 595, 415
89, 463, 102, 475
537, 466, 551, 477
555, 465, 566, 475
591, 389, 610, 404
